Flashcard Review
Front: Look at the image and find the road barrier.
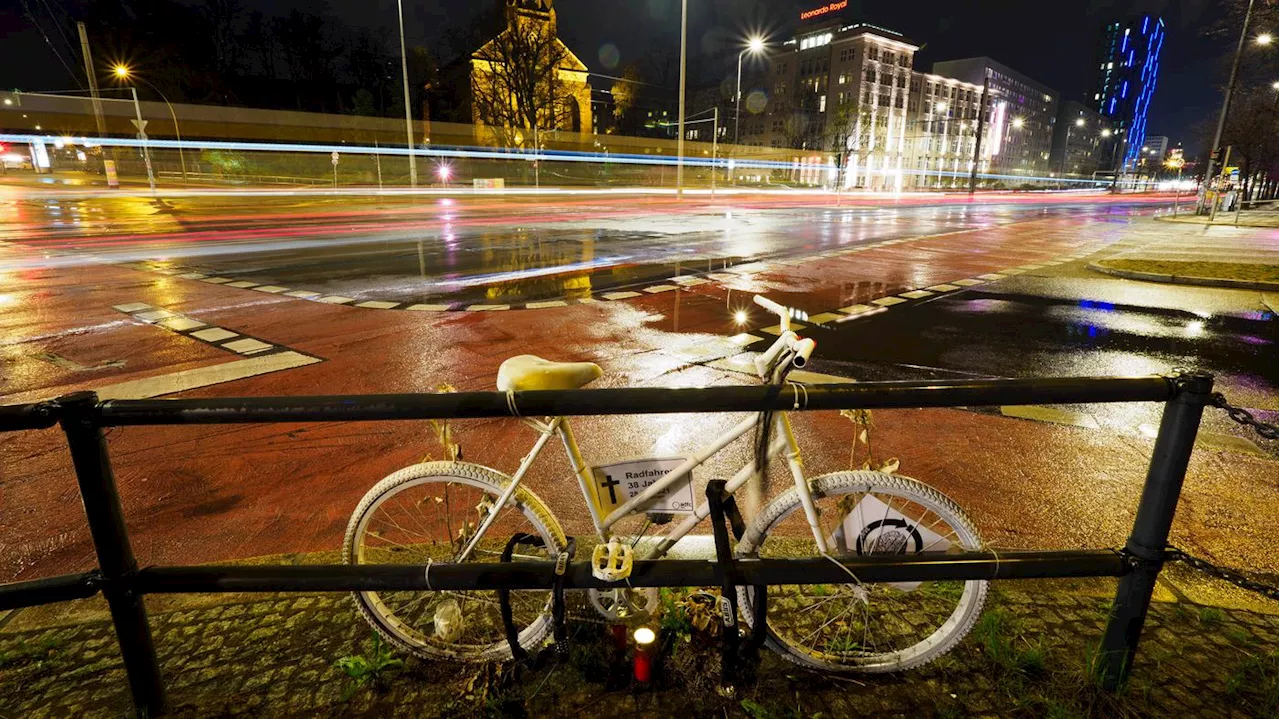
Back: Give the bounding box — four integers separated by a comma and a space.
0, 372, 1217, 716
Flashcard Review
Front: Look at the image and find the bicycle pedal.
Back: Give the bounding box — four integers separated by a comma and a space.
591, 538, 634, 581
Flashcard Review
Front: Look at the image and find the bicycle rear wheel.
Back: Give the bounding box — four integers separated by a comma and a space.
736, 471, 987, 672
343, 461, 566, 662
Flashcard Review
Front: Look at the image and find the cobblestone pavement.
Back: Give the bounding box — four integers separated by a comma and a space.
1, 580, 1275, 718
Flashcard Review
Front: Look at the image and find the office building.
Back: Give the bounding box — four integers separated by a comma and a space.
1049, 101, 1106, 178
904, 72, 986, 188
1092, 15, 1164, 171
931, 57, 1058, 180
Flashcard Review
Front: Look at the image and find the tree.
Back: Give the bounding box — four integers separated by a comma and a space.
471, 15, 582, 142
1215, 85, 1279, 200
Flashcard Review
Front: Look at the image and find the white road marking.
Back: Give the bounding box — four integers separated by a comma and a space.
93, 352, 321, 401
157, 317, 206, 332
466, 304, 510, 311
221, 338, 274, 354
317, 296, 354, 304
405, 303, 451, 311
977, 273, 1007, 281
200, 277, 233, 284
952, 279, 985, 286
356, 300, 400, 309
253, 285, 290, 294
805, 312, 846, 325
871, 297, 906, 306
191, 327, 238, 342
927, 284, 960, 292
225, 280, 259, 288
899, 290, 934, 299
135, 309, 176, 321
601, 291, 641, 300
727, 333, 762, 346
112, 302, 151, 313
526, 300, 568, 309
643, 285, 678, 293
284, 290, 322, 298
837, 304, 875, 314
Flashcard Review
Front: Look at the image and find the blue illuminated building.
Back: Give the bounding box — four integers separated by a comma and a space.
1092, 14, 1164, 170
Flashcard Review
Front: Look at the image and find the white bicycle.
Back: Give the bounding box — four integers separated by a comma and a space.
343, 295, 988, 672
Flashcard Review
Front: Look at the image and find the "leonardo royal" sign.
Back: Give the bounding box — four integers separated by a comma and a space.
800, 0, 847, 20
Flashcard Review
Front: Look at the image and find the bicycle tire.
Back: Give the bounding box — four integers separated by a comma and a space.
735, 471, 988, 673
343, 461, 566, 662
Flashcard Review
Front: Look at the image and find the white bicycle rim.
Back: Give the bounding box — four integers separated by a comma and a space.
735, 471, 988, 673
343, 461, 566, 662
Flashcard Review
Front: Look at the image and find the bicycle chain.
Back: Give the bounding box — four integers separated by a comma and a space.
1208, 392, 1279, 440
1165, 547, 1280, 600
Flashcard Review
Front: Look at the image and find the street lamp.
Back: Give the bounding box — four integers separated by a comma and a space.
734, 36, 767, 146
1059, 117, 1088, 186
396, 0, 417, 187
111, 65, 155, 191
112, 65, 187, 184
676, 0, 687, 197
1011, 117, 1024, 129
1201, 0, 1266, 212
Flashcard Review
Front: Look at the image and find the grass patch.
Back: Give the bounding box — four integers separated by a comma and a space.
1096, 259, 1278, 284
972, 609, 1049, 678
1196, 606, 1225, 627
1218, 647, 1280, 711
0, 636, 62, 669
334, 633, 403, 700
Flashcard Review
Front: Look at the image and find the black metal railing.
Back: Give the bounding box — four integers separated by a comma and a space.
0, 371, 1214, 717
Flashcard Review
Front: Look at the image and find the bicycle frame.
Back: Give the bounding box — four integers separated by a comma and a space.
455, 408, 831, 563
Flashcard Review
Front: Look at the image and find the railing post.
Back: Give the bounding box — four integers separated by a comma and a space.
58, 391, 166, 716
1097, 371, 1212, 689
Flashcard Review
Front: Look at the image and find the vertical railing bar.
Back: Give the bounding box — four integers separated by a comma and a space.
58, 391, 167, 717
1096, 370, 1212, 689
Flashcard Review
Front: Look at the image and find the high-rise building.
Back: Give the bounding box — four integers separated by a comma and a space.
1091, 15, 1164, 171
1049, 101, 1106, 178
930, 57, 1059, 180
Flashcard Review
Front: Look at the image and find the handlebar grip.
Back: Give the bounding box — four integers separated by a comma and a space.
753, 295, 788, 317
792, 338, 816, 368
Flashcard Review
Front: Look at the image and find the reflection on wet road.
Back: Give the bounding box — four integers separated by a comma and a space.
806, 273, 1279, 441
1, 195, 1166, 305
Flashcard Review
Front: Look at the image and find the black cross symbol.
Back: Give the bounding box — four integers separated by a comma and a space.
600, 474, 620, 504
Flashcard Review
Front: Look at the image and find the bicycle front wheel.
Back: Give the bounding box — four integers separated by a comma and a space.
343, 461, 566, 662
736, 471, 988, 673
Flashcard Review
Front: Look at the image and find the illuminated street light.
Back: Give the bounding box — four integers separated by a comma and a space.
733, 309, 748, 325
110, 64, 188, 184
1257, 33, 1273, 45
735, 36, 769, 145
1075, 118, 1086, 127
1100, 129, 1112, 138
1011, 117, 1025, 129
1273, 80, 1279, 90
436, 163, 453, 182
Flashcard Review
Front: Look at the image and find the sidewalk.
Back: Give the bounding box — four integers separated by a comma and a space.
1090, 215, 1279, 290
1156, 205, 1279, 230
0, 577, 1275, 718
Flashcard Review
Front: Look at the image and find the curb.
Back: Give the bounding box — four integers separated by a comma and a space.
1087, 262, 1280, 291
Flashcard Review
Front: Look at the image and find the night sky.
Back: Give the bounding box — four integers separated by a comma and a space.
1, 0, 1247, 153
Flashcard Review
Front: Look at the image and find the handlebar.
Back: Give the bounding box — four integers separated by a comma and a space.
751, 295, 818, 374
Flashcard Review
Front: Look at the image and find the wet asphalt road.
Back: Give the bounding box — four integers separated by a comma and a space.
803, 265, 1278, 447
3, 194, 1168, 305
